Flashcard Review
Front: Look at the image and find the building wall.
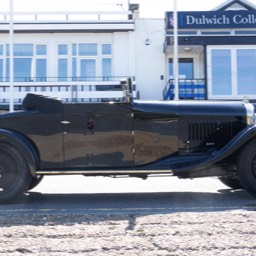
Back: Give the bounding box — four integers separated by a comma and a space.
113, 32, 133, 77
134, 19, 166, 100
0, 19, 167, 102
0, 32, 133, 78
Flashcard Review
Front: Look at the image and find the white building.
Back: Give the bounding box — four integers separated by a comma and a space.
1, 0, 256, 109
164, 0, 256, 102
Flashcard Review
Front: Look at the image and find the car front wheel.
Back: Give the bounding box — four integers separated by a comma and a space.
218, 175, 243, 190
0, 143, 33, 202
237, 139, 256, 198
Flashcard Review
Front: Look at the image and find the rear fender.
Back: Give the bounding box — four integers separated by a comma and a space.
0, 129, 39, 176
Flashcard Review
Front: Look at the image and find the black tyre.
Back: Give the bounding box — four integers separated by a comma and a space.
28, 175, 43, 190
218, 176, 243, 190
0, 143, 33, 202
237, 139, 256, 198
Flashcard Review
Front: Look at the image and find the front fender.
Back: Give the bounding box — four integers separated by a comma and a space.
0, 129, 39, 176
175, 124, 256, 172
216, 124, 256, 158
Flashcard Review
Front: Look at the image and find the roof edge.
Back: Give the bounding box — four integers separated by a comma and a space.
212, 0, 256, 11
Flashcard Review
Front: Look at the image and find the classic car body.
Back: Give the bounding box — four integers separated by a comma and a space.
1, 84, 256, 202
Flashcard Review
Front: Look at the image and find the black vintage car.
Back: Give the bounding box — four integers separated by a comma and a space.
0, 80, 256, 202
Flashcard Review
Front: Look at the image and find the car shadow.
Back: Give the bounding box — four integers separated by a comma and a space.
0, 189, 255, 227
1, 188, 255, 212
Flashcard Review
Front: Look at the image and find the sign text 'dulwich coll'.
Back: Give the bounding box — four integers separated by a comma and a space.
166, 11, 256, 29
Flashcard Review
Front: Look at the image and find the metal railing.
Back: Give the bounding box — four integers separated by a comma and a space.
163, 79, 206, 100
0, 11, 132, 22
0, 76, 137, 108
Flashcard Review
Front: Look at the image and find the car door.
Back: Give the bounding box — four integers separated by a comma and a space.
133, 112, 178, 165
63, 102, 133, 168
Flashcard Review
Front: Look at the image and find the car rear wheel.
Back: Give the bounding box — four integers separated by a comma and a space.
0, 143, 33, 202
237, 139, 256, 198
218, 175, 243, 190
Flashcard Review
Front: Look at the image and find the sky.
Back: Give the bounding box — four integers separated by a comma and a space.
1, 0, 256, 18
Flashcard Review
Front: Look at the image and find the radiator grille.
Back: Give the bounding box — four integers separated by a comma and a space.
188, 121, 234, 141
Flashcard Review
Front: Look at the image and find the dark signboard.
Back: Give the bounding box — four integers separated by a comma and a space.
166, 11, 256, 29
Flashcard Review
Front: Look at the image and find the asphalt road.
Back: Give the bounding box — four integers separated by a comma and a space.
0, 175, 255, 215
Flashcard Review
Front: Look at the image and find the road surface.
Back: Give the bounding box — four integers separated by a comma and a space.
0, 175, 255, 214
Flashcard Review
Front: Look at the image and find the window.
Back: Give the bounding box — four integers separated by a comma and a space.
0, 45, 3, 55
5, 44, 47, 82
102, 44, 112, 55
36, 45, 47, 55
237, 49, 256, 95
0, 45, 3, 81
79, 43, 97, 56
102, 58, 112, 78
36, 59, 46, 82
58, 59, 68, 81
56, 43, 113, 81
36, 45, 47, 81
211, 49, 232, 96
13, 44, 33, 56
70, 43, 112, 80
208, 46, 256, 99
0, 59, 3, 82
7, 44, 34, 81
80, 59, 96, 80
72, 44, 77, 56
58, 44, 68, 81
14, 58, 33, 82
58, 44, 68, 55
169, 58, 193, 79
72, 58, 77, 80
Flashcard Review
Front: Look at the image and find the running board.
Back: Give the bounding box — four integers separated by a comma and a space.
36, 169, 173, 175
